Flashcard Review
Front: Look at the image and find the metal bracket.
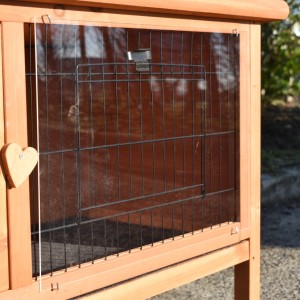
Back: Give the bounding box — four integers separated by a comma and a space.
127, 49, 152, 72
51, 282, 59, 291
42, 14, 52, 24
232, 29, 239, 36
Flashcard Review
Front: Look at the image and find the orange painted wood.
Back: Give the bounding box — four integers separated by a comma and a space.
0, 23, 10, 293
1, 22, 32, 289
83, 241, 250, 300
16, 0, 289, 22
0, 2, 249, 34
239, 28, 251, 231
235, 24, 261, 300
0, 4, 264, 298
1, 143, 38, 188
0, 224, 245, 299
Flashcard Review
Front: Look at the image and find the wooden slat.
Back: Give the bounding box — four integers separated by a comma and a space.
16, 0, 289, 22
0, 223, 244, 299
83, 241, 250, 300
0, 2, 249, 34
0, 23, 10, 293
239, 28, 251, 232
234, 24, 261, 300
1, 22, 32, 289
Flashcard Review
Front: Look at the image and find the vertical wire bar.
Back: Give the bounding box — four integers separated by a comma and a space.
151, 209, 154, 246
191, 33, 195, 186
180, 33, 186, 187
128, 214, 132, 253
227, 35, 231, 223
149, 32, 156, 194
28, 23, 37, 279
59, 24, 68, 271
126, 30, 133, 198
44, 23, 54, 275
218, 35, 222, 226
34, 20, 43, 291
182, 202, 185, 237
138, 31, 145, 196
116, 216, 120, 256
190, 33, 195, 234
101, 28, 108, 203
203, 46, 207, 199
140, 212, 143, 249
171, 32, 176, 190
114, 29, 121, 203
172, 205, 175, 239
88, 62, 95, 262
160, 33, 166, 238
209, 34, 213, 229
139, 68, 145, 196
101, 28, 108, 260
233, 34, 239, 222
160, 32, 167, 192
161, 206, 165, 243
200, 33, 204, 231
74, 25, 82, 267
104, 218, 107, 259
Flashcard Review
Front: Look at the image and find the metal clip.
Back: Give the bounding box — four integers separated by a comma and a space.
51, 282, 59, 291
128, 49, 152, 72
231, 226, 239, 235
42, 14, 52, 24
232, 29, 239, 36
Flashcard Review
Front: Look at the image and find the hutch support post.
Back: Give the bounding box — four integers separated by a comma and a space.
235, 23, 261, 300
1, 22, 33, 289
0, 22, 10, 293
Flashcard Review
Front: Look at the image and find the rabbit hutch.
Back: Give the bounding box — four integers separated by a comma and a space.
0, 0, 288, 299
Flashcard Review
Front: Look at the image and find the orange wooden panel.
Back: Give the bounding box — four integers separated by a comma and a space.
0, 223, 245, 299
83, 241, 250, 300
235, 24, 261, 300
16, 0, 289, 22
1, 22, 32, 289
0, 23, 10, 293
239, 28, 251, 231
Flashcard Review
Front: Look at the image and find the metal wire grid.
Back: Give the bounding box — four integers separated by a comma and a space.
26, 24, 240, 277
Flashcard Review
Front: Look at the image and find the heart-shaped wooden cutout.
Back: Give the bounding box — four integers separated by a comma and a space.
1, 143, 38, 188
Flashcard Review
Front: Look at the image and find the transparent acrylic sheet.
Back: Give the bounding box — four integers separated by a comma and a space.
31, 18, 240, 289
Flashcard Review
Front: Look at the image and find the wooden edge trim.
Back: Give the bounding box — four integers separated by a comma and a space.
83, 241, 250, 300
1, 21, 33, 289
249, 23, 261, 299
0, 22, 10, 293
16, 0, 289, 22
0, 223, 248, 299
0, 2, 248, 32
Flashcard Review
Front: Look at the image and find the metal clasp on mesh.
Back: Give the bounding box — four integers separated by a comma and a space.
127, 49, 152, 72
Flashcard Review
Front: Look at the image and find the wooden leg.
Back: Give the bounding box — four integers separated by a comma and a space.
234, 254, 260, 300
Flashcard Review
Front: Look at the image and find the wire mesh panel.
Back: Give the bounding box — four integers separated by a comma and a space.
25, 23, 239, 278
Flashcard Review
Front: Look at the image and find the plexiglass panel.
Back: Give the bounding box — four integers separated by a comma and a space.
25, 23, 239, 279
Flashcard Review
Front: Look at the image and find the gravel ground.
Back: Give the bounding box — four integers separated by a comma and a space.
151, 199, 300, 299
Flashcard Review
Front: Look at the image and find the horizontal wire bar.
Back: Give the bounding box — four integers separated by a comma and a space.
76, 77, 205, 84
39, 130, 235, 156
81, 183, 205, 212
32, 188, 234, 235
26, 71, 233, 77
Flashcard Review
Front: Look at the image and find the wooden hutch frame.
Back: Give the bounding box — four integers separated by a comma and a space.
0, 1, 288, 299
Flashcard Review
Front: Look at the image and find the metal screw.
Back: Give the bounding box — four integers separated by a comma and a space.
19, 153, 25, 159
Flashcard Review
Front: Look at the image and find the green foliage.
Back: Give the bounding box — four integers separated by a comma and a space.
261, 149, 300, 173
261, 0, 300, 105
